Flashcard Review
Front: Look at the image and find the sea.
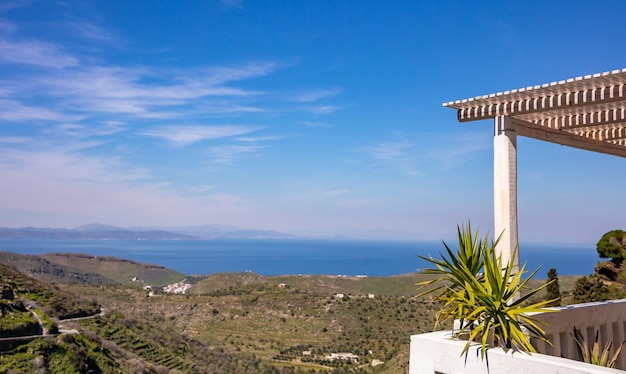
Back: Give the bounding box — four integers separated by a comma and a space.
0, 239, 598, 278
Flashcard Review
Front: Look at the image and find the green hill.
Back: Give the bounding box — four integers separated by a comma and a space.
0, 251, 185, 287
0, 263, 100, 321
0, 263, 272, 373
0, 252, 114, 286
188, 272, 434, 297
40, 253, 185, 287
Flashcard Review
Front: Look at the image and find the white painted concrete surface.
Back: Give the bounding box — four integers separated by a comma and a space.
410, 330, 622, 374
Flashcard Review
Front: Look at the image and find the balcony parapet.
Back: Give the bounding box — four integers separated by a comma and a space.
411, 299, 626, 373
410, 330, 622, 374
531, 299, 626, 369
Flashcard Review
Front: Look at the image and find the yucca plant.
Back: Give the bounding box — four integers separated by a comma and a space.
417, 222, 557, 359
572, 327, 624, 368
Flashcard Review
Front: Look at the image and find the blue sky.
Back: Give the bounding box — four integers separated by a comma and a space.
1, 0, 625, 243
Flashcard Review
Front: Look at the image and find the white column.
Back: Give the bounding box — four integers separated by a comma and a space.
493, 115, 519, 272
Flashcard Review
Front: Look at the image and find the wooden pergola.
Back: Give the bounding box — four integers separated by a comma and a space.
444, 68, 626, 270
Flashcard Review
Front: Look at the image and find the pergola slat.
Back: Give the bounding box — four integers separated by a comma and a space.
444, 68, 626, 157
455, 84, 626, 123
533, 108, 626, 130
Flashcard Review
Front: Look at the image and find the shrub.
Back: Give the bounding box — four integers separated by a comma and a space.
572, 276, 609, 303
596, 230, 626, 265
418, 222, 556, 358
572, 327, 624, 368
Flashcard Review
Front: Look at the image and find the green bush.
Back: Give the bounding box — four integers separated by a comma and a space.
572, 276, 610, 303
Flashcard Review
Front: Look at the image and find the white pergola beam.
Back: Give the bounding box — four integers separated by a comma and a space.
509, 117, 626, 158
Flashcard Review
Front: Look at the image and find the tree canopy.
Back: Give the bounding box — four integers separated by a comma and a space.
596, 230, 626, 265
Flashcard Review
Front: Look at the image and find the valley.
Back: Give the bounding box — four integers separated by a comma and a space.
0, 251, 577, 373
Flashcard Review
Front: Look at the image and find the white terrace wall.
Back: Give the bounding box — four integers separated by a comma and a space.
410, 330, 622, 374
410, 299, 626, 374
531, 299, 626, 370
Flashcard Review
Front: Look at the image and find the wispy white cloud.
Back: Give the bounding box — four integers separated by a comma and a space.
45, 121, 126, 138
284, 179, 352, 202
292, 88, 341, 102
197, 103, 265, 115
0, 136, 30, 144
67, 22, 121, 44
360, 132, 491, 178
426, 132, 491, 168
141, 125, 262, 146
0, 147, 136, 185
0, 1, 30, 13
0, 17, 337, 135
305, 105, 344, 114
299, 121, 332, 128
97, 121, 127, 136
359, 139, 426, 177
0, 10, 351, 230
0, 99, 80, 122
237, 135, 283, 142
365, 141, 414, 160
24, 64, 274, 119
0, 85, 14, 97
208, 144, 263, 164
44, 123, 84, 137
0, 39, 79, 68
45, 66, 191, 99
195, 62, 280, 86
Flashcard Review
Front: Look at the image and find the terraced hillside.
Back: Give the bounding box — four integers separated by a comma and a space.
1, 251, 582, 373
0, 263, 278, 373
0, 251, 113, 285
188, 272, 425, 296
0, 252, 185, 287
40, 253, 185, 287
64, 274, 445, 373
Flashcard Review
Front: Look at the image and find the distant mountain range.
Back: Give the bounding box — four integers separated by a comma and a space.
0, 223, 423, 241
0, 224, 301, 240
152, 224, 301, 240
